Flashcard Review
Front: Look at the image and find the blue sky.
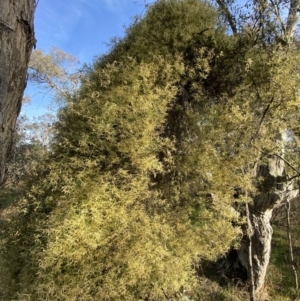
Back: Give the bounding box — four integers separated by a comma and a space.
23, 0, 146, 118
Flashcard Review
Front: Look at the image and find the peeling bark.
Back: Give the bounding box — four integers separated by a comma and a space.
0, 0, 36, 185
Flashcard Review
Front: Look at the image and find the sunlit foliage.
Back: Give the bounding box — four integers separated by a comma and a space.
1, 0, 300, 300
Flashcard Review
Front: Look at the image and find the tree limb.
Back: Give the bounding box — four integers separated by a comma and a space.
286, 199, 299, 290
272, 153, 300, 176
215, 0, 237, 34
285, 0, 300, 41
269, 0, 285, 35
246, 198, 256, 301
250, 97, 274, 143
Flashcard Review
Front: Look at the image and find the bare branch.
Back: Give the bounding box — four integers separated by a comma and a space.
246, 197, 256, 301
286, 173, 300, 181
285, 199, 299, 290
250, 97, 274, 143
272, 153, 300, 176
269, 0, 285, 35
215, 0, 237, 34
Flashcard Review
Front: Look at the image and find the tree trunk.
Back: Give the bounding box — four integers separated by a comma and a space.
216, 134, 298, 296
214, 0, 300, 296
0, 0, 36, 185
238, 208, 273, 294
238, 144, 298, 296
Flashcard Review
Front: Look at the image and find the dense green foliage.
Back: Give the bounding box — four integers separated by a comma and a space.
1, 0, 300, 300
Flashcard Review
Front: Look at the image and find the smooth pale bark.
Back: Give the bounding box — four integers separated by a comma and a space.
286, 0, 300, 40
0, 0, 36, 185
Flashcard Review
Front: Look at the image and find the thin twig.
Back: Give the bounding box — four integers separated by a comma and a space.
250, 97, 274, 144
272, 153, 300, 176
286, 199, 299, 290
246, 193, 256, 301
269, 0, 285, 35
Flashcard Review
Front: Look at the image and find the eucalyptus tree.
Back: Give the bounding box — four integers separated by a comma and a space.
214, 0, 300, 296
27, 47, 83, 105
